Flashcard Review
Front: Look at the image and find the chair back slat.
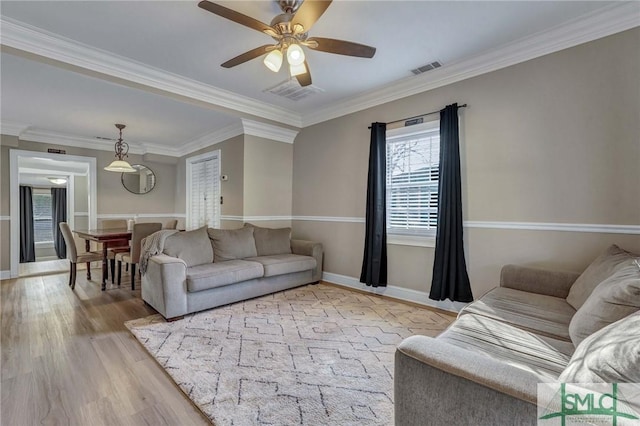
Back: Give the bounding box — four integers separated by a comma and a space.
131, 223, 162, 262
58, 222, 77, 262
101, 219, 127, 229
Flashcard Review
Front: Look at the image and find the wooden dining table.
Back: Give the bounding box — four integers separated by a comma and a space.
73, 228, 131, 291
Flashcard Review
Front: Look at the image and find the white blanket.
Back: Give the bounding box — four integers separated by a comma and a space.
139, 229, 179, 275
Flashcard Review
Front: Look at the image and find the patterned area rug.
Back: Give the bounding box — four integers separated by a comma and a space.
125, 284, 453, 425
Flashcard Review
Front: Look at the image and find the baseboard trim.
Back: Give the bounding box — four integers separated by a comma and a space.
0, 270, 12, 280
322, 271, 466, 313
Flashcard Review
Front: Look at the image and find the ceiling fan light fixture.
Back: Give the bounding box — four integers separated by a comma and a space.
289, 62, 307, 77
263, 49, 283, 72
286, 43, 305, 66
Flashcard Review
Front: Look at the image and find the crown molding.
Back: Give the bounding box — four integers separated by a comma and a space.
301, 2, 640, 127
0, 17, 303, 128
179, 122, 244, 157
241, 119, 299, 144
17, 127, 187, 157
1, 121, 30, 137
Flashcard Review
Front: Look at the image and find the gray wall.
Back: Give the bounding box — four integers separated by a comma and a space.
175, 133, 293, 230
0, 135, 179, 271
291, 28, 640, 299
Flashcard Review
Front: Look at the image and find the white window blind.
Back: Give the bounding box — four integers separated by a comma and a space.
187, 152, 220, 230
32, 189, 53, 243
386, 125, 440, 236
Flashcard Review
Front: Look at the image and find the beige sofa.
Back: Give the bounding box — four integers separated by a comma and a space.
142, 224, 323, 320
395, 245, 640, 425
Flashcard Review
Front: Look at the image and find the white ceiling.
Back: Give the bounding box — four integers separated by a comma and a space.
1, 1, 636, 156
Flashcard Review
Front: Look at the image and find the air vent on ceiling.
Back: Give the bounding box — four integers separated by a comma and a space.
411, 61, 442, 75
95, 136, 116, 141
264, 79, 325, 101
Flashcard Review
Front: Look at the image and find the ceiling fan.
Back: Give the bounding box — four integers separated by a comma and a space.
198, 0, 376, 87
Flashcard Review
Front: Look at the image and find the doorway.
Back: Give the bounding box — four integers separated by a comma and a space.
9, 150, 97, 278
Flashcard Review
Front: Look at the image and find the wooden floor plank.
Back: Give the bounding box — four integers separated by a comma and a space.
1, 267, 209, 425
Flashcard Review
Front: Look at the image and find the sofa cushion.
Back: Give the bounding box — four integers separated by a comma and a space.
186, 260, 264, 292
438, 314, 574, 381
566, 244, 636, 310
459, 287, 576, 341
245, 223, 292, 256
207, 226, 257, 262
163, 226, 213, 267
245, 254, 316, 278
568, 260, 640, 346
560, 311, 640, 383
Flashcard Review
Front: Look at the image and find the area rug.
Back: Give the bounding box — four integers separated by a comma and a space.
125, 284, 453, 425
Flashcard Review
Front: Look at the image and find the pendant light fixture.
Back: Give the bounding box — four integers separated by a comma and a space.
104, 124, 136, 173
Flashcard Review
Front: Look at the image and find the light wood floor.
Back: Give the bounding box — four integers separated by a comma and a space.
1, 265, 210, 425
3, 264, 455, 425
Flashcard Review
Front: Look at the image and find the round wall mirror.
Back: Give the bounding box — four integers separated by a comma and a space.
121, 164, 156, 194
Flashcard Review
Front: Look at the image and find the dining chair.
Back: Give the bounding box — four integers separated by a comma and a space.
165, 219, 178, 230
116, 222, 162, 290
59, 222, 103, 290
101, 219, 130, 283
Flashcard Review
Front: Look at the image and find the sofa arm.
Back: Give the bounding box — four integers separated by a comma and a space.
395, 335, 539, 426
141, 254, 188, 320
291, 239, 323, 282
500, 264, 580, 299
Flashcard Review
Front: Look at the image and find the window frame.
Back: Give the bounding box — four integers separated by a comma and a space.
385, 120, 440, 247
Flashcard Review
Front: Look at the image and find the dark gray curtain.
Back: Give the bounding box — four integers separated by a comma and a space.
360, 122, 387, 287
51, 187, 67, 259
429, 104, 473, 302
19, 185, 36, 263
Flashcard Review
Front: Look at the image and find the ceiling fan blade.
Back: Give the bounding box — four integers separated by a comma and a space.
295, 61, 312, 87
198, 1, 274, 35
221, 45, 272, 68
290, 0, 332, 34
307, 37, 376, 58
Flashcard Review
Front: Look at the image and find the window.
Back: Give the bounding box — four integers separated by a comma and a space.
386, 121, 440, 241
32, 189, 53, 243
186, 151, 221, 230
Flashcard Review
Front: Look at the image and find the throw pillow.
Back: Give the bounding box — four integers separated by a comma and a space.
568, 260, 640, 346
245, 223, 292, 256
163, 226, 213, 267
560, 311, 640, 383
207, 226, 257, 262
566, 245, 637, 310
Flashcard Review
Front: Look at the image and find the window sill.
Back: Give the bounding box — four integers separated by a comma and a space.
387, 234, 435, 248
35, 241, 54, 248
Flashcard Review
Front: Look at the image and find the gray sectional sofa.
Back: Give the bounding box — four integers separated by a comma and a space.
395, 245, 640, 425
142, 224, 323, 320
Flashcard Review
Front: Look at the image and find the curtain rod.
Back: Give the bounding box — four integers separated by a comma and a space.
369, 104, 467, 129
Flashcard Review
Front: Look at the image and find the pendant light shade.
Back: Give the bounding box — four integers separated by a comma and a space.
286, 44, 305, 66
104, 124, 136, 173
104, 160, 136, 173
263, 49, 283, 72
